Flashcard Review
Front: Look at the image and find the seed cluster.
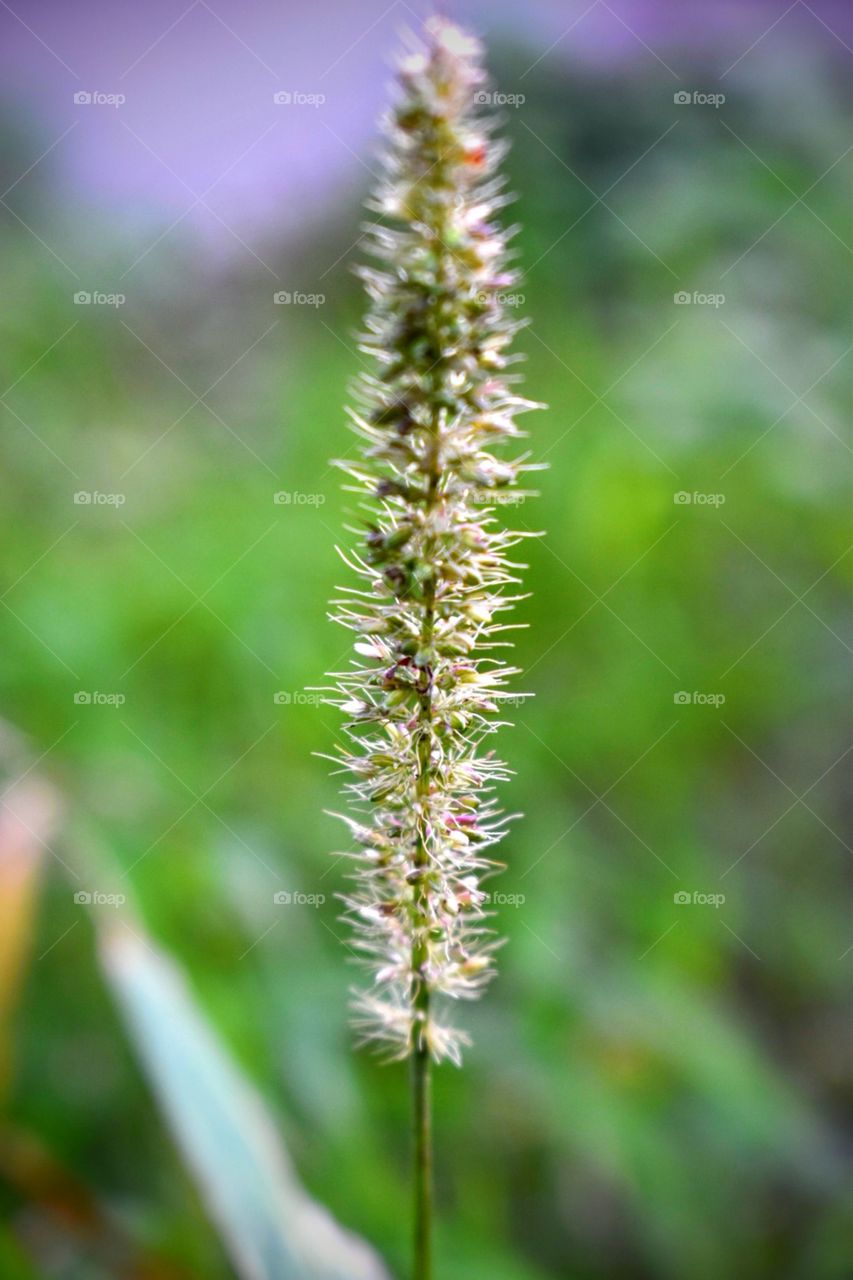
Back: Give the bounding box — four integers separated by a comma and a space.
326, 18, 542, 1065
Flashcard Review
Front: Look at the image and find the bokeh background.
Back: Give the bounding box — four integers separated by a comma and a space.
1, 1, 851, 1276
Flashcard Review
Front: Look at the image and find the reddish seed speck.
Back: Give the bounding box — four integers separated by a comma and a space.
463, 143, 487, 168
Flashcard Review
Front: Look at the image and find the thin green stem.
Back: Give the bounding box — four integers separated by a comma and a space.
412, 1004, 433, 1280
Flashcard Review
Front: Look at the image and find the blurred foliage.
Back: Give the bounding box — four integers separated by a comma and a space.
99, 923, 391, 1280
0, 33, 851, 1280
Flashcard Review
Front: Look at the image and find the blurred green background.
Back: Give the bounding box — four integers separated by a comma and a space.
0, 6, 851, 1278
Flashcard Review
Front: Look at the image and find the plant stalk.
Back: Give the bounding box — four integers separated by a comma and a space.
412, 1009, 433, 1280
329, 15, 540, 1271
411, 436, 439, 1280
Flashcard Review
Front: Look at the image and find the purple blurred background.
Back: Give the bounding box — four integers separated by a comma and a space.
2, 0, 850, 249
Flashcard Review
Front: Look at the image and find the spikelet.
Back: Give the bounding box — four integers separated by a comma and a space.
325, 16, 543, 1065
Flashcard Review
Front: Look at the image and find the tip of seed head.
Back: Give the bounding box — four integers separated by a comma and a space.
424, 16, 482, 61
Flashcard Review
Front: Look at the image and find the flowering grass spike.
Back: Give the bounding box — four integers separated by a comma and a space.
327, 17, 542, 1073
